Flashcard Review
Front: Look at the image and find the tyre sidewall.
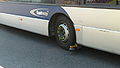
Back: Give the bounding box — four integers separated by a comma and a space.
55, 15, 76, 50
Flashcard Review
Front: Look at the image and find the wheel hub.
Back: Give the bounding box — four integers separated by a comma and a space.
57, 24, 69, 42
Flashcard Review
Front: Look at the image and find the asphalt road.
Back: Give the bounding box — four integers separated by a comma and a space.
0, 24, 120, 68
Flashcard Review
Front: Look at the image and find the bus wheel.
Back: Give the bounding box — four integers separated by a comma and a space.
55, 15, 78, 50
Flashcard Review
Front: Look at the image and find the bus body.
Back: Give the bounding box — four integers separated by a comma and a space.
0, 0, 120, 55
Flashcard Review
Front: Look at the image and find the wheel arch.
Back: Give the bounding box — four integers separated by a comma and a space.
48, 13, 75, 37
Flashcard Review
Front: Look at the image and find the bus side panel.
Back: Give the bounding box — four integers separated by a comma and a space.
0, 13, 49, 36
82, 26, 120, 55
62, 7, 120, 31
0, 2, 68, 36
62, 7, 120, 54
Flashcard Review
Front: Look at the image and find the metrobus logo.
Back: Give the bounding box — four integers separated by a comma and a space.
30, 8, 49, 17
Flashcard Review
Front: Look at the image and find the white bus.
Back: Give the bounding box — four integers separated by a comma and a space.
0, 0, 120, 54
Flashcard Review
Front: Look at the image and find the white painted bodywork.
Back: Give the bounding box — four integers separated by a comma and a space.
0, 6, 120, 54
63, 7, 120, 54
63, 7, 120, 31
0, 13, 49, 36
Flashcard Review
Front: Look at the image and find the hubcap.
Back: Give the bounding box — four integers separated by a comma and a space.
57, 24, 69, 42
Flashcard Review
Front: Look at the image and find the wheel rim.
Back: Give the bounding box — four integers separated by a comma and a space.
57, 24, 70, 43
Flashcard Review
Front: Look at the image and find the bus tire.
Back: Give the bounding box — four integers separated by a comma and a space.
55, 15, 76, 50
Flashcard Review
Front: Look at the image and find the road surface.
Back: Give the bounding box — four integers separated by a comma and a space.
0, 24, 120, 68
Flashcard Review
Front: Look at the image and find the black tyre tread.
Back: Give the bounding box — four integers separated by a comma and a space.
55, 15, 76, 50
